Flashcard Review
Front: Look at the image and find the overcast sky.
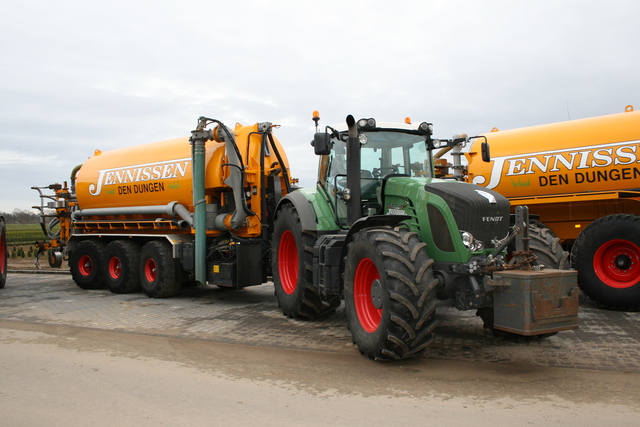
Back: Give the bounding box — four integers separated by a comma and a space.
1, 0, 639, 212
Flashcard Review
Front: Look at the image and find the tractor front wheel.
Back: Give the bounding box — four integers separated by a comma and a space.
344, 225, 439, 360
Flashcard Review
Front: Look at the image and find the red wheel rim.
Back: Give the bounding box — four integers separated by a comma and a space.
78, 255, 93, 277
278, 230, 298, 295
108, 256, 122, 279
144, 258, 157, 282
354, 257, 382, 333
593, 239, 640, 289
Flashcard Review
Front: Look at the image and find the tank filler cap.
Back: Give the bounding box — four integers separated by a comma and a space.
625, 105, 634, 112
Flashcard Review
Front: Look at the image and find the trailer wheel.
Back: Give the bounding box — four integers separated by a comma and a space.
140, 240, 181, 298
572, 214, 640, 311
272, 204, 339, 319
70, 240, 106, 290
0, 217, 7, 289
102, 240, 141, 294
526, 222, 570, 270
344, 225, 439, 360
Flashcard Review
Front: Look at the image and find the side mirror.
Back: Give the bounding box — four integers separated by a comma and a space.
312, 132, 332, 155
481, 141, 491, 162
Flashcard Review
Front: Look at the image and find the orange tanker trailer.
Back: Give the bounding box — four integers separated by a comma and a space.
436, 106, 640, 311
33, 117, 293, 297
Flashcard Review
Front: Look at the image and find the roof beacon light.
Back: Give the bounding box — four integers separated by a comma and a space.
405, 117, 412, 124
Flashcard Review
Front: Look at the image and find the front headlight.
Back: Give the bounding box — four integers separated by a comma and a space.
461, 231, 474, 247
460, 231, 484, 251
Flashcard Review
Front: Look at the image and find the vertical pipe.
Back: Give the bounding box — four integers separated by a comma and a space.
190, 126, 210, 286
345, 115, 361, 227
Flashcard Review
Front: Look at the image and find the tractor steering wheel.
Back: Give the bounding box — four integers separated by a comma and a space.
372, 166, 399, 179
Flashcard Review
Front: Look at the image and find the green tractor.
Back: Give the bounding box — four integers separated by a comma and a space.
272, 114, 578, 360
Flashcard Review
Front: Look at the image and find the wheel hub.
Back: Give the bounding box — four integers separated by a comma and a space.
615, 254, 632, 271
109, 257, 122, 279
594, 239, 640, 288
78, 255, 93, 276
371, 279, 383, 309
354, 257, 382, 333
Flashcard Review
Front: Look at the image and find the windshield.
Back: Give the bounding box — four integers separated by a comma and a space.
320, 130, 434, 226
358, 131, 432, 178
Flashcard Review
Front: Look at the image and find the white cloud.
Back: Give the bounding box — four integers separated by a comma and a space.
1, 0, 639, 211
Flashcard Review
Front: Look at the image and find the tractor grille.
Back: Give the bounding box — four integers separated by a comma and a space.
424, 181, 510, 247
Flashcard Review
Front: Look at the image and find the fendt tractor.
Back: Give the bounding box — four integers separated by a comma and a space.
271, 113, 578, 359
33, 113, 578, 361
435, 106, 640, 311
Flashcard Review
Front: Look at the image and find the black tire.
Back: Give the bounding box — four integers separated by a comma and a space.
70, 240, 107, 290
102, 240, 141, 294
272, 204, 340, 319
528, 222, 570, 270
0, 217, 7, 289
571, 214, 640, 311
140, 240, 181, 298
344, 225, 439, 360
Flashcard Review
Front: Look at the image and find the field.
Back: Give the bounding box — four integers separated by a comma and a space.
6, 223, 45, 245
4, 223, 66, 270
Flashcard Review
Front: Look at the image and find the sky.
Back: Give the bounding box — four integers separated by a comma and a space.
1, 0, 639, 212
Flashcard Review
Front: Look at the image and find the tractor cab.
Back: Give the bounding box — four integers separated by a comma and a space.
312, 116, 434, 227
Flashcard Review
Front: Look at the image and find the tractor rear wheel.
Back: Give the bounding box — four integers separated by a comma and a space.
70, 240, 106, 290
140, 240, 181, 298
527, 221, 570, 270
103, 240, 141, 294
344, 225, 439, 360
272, 204, 339, 319
0, 217, 7, 289
572, 214, 640, 311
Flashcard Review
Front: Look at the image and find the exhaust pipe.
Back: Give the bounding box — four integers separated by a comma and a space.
345, 115, 361, 226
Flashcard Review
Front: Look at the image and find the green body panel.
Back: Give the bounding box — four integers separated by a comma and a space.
296, 186, 341, 232
382, 177, 495, 263
298, 175, 496, 264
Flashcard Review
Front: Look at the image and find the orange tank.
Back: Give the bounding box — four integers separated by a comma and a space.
74, 122, 291, 237
75, 136, 197, 209
461, 107, 640, 311
466, 107, 640, 199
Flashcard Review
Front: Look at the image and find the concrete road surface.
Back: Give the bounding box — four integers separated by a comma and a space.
1, 273, 639, 425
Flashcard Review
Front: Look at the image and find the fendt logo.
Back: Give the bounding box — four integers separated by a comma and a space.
88, 158, 191, 196
473, 140, 640, 190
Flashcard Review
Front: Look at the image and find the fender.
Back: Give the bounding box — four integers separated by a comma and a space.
343, 214, 411, 246
275, 190, 318, 232
337, 214, 411, 282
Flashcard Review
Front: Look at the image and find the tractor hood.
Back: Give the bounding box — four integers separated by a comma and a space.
424, 180, 511, 247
